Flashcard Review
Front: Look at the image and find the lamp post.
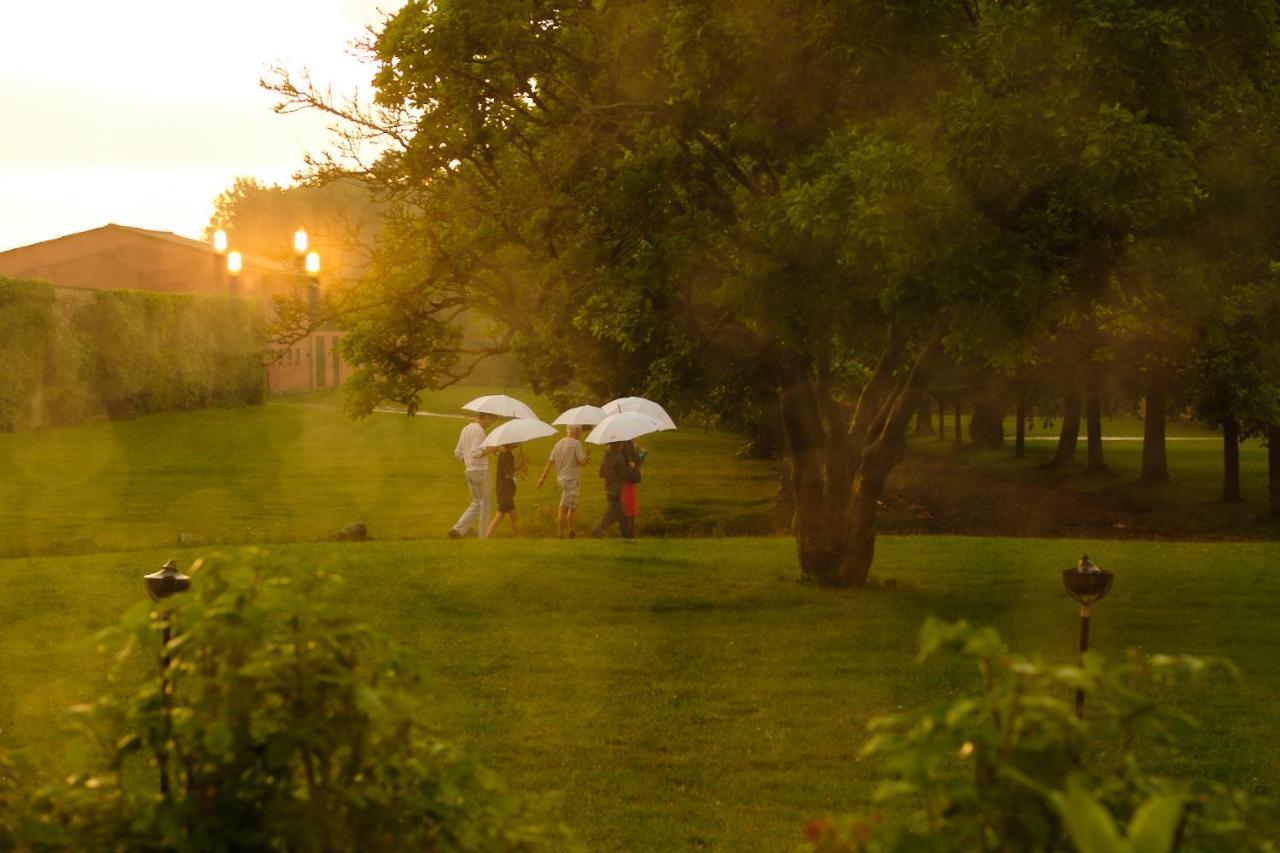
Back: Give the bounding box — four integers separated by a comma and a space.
143, 559, 191, 795
226, 250, 243, 296
1062, 554, 1113, 719
211, 228, 229, 294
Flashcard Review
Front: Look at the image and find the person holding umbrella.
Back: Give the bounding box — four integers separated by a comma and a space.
479, 416, 558, 538
448, 412, 498, 539
485, 443, 527, 537
585, 411, 666, 538
537, 425, 592, 538
592, 441, 632, 539
449, 394, 543, 539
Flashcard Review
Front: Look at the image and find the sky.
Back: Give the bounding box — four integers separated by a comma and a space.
0, 0, 400, 252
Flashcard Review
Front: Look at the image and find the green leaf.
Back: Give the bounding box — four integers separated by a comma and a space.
1053, 776, 1125, 853
203, 720, 234, 755
1125, 791, 1186, 853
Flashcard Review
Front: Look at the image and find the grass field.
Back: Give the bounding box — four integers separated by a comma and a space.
0, 388, 781, 559
2, 395, 1278, 848
2, 390, 1276, 562
1, 537, 1277, 850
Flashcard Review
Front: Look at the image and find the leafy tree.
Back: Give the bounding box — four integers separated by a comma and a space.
1184, 284, 1280, 502
207, 177, 384, 284
268, 0, 1279, 585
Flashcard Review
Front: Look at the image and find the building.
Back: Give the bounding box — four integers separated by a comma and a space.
0, 224, 346, 394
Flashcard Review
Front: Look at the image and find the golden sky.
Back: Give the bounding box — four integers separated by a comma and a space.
0, 0, 399, 251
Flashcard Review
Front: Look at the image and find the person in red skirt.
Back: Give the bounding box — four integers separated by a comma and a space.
620, 440, 646, 537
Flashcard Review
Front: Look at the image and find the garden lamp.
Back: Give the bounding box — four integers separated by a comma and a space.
1062, 553, 1113, 719
143, 559, 190, 795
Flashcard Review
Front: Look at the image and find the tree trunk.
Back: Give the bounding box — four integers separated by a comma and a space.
840, 362, 932, 586
969, 390, 1005, 448
1223, 415, 1241, 502
1269, 425, 1279, 519
1046, 387, 1081, 468
913, 395, 933, 435
953, 394, 963, 446
1014, 395, 1027, 459
936, 395, 946, 440
1139, 376, 1169, 484
778, 327, 940, 587
1085, 374, 1108, 474
778, 373, 852, 585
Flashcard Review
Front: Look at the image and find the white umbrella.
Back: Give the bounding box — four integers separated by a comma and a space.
461, 394, 539, 420
553, 405, 606, 426
600, 396, 676, 430
585, 412, 665, 445
483, 418, 558, 447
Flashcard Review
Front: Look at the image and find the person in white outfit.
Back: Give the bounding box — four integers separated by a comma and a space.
449, 412, 498, 538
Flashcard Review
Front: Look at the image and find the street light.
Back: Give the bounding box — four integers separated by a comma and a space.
212, 229, 229, 254
293, 228, 309, 255
1062, 554, 1113, 719
226, 250, 243, 296
143, 559, 191, 796
305, 250, 320, 275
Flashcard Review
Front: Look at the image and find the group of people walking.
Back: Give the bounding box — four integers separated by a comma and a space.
447, 413, 645, 540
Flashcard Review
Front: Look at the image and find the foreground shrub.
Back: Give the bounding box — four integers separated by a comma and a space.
800, 619, 1277, 852
0, 552, 575, 851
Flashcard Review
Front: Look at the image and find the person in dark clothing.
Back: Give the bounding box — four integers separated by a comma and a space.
592, 442, 632, 538
619, 440, 645, 538
485, 444, 526, 537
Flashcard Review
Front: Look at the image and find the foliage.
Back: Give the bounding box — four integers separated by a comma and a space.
268, 0, 1280, 585
0, 551, 575, 851
798, 619, 1278, 852
0, 279, 91, 431
0, 276, 264, 432
1183, 282, 1280, 436
75, 290, 266, 419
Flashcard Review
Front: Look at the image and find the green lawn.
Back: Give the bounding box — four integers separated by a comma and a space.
0, 388, 781, 559
2, 537, 1277, 850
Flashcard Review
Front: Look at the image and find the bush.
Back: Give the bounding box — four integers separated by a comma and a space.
798, 619, 1278, 852
0, 277, 264, 431
0, 551, 576, 851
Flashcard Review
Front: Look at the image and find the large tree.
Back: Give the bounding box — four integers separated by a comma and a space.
271, 0, 1279, 586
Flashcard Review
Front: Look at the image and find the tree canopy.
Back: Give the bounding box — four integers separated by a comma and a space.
270, 0, 1280, 585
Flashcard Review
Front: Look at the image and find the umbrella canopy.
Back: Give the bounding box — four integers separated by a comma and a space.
600, 396, 676, 430
552, 405, 606, 426
483, 418, 558, 447
461, 394, 539, 420
585, 412, 665, 445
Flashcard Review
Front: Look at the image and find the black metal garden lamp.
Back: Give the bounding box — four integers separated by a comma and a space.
1062, 553, 1113, 719
143, 559, 191, 795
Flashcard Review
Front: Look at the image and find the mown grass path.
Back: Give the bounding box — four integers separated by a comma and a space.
2, 537, 1276, 850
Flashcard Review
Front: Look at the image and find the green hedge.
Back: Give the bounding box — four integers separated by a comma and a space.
0, 277, 264, 431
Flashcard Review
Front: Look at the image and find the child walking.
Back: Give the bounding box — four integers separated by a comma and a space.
485, 443, 526, 537
537, 425, 591, 538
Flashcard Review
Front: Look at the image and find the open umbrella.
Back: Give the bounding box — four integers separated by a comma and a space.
585, 412, 665, 445
461, 394, 539, 420
600, 396, 676, 430
483, 418, 558, 448
552, 405, 606, 427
